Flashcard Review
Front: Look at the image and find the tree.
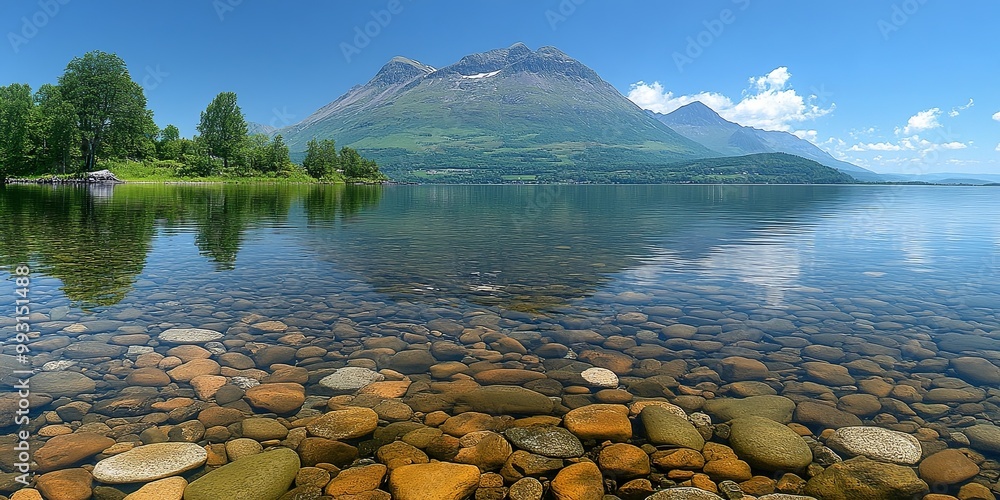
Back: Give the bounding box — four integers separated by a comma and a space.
33, 84, 80, 174
243, 133, 270, 176
266, 134, 291, 174
0, 83, 34, 179
58, 51, 149, 173
197, 92, 247, 172
156, 125, 183, 161
160, 125, 180, 142
303, 138, 338, 179
340, 146, 381, 180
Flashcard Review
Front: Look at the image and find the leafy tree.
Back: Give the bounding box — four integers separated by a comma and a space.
105, 108, 158, 161
242, 133, 270, 176
160, 125, 180, 142
0, 83, 34, 179
340, 146, 382, 181
197, 92, 247, 172
33, 84, 80, 174
156, 125, 185, 162
58, 51, 150, 173
266, 134, 292, 174
303, 138, 338, 179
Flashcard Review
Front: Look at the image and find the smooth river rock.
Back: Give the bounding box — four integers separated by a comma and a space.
804, 456, 928, 500
317, 367, 385, 392
580, 367, 619, 388
306, 407, 379, 440
702, 395, 796, 424
646, 487, 725, 499
183, 447, 300, 500
826, 426, 921, 465
551, 461, 604, 500
28, 371, 96, 398
389, 462, 480, 500
964, 424, 1000, 454
455, 386, 554, 415
728, 416, 812, 472
34, 433, 116, 472
157, 328, 224, 344
918, 449, 979, 486
504, 426, 584, 458
640, 406, 705, 450
93, 442, 207, 483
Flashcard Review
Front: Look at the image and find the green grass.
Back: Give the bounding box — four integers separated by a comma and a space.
103, 160, 325, 183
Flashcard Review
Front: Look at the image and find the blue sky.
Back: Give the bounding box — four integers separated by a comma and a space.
2, 0, 998, 174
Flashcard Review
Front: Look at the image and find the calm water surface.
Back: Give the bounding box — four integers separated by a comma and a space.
1, 184, 999, 417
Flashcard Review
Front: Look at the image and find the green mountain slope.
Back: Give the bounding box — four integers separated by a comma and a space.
582, 152, 858, 184
282, 44, 718, 181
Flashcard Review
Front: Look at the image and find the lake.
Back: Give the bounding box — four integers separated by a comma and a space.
1, 183, 1000, 494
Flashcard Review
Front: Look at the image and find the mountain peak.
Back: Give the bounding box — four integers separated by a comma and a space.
370, 56, 434, 87
664, 101, 735, 126
508, 42, 531, 53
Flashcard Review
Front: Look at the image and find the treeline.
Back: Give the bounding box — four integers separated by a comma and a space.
0, 50, 384, 182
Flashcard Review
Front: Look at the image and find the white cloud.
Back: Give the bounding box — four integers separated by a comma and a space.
995, 143, 1000, 151
752, 67, 791, 92
948, 99, 974, 117
900, 108, 942, 135
993, 111, 1000, 122
850, 142, 902, 152
793, 130, 818, 142
940, 142, 967, 150
626, 82, 733, 115
627, 67, 834, 132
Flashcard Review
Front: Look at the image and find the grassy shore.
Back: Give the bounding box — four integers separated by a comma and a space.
5, 160, 396, 184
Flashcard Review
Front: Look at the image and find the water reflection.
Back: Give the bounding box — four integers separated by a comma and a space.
5, 184, 994, 321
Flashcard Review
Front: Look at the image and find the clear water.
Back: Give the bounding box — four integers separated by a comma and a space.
1, 183, 999, 393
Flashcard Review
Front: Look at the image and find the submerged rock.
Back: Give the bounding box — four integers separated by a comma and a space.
580, 367, 619, 388
729, 416, 812, 472
504, 426, 584, 458
317, 367, 385, 392
804, 456, 928, 500
641, 406, 705, 450
388, 462, 480, 500
183, 447, 300, 500
826, 426, 921, 465
157, 328, 224, 344
455, 386, 554, 415
92, 442, 207, 483
551, 462, 604, 500
702, 395, 796, 423
646, 487, 724, 499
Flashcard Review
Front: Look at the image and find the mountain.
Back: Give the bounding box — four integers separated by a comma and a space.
649, 102, 881, 181
246, 122, 278, 137
281, 43, 719, 182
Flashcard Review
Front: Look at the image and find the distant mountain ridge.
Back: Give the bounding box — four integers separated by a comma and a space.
278, 43, 858, 184
280, 43, 725, 182
648, 102, 880, 181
